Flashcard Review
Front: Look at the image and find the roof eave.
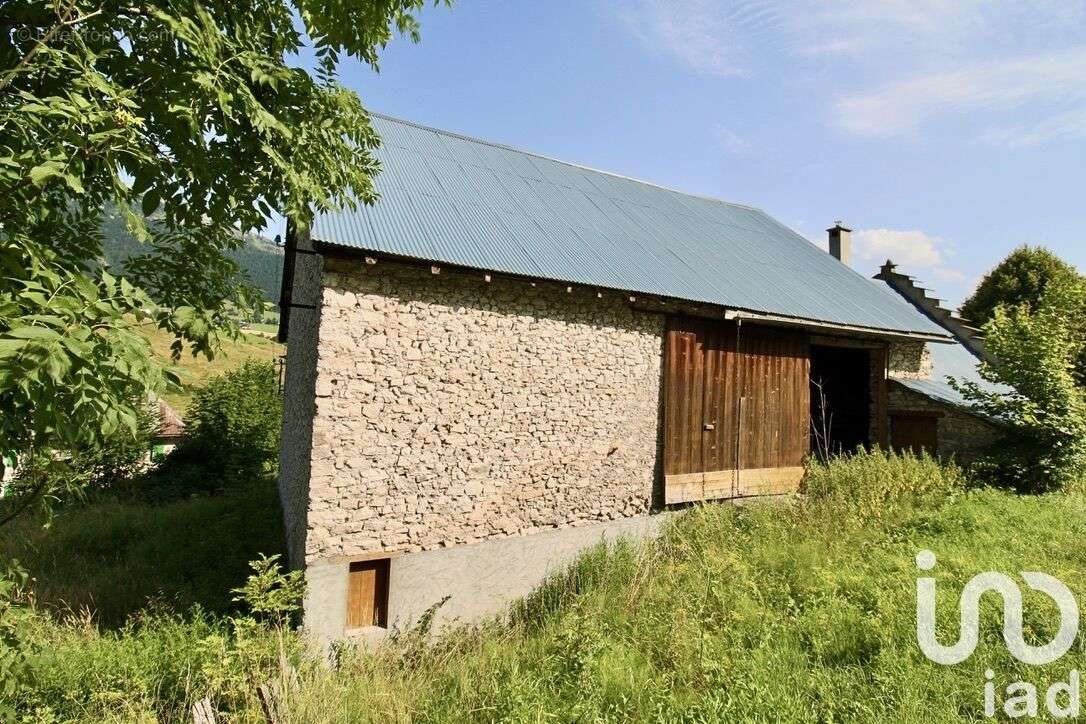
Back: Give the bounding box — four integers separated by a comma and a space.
723, 309, 952, 344
314, 241, 953, 344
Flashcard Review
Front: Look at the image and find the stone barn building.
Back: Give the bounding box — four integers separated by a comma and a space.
277, 115, 1002, 642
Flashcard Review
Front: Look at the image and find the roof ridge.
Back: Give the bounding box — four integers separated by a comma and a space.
369, 111, 767, 215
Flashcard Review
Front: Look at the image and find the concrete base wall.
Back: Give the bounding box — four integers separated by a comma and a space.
303, 512, 675, 644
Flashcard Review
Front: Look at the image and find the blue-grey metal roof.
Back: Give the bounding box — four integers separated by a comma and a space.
865, 278, 1009, 412
895, 333, 1010, 411
311, 114, 949, 338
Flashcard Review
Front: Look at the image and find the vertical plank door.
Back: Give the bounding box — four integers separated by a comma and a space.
663, 317, 810, 503
347, 559, 390, 629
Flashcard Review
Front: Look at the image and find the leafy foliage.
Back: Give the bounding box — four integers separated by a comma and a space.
152, 360, 282, 495
99, 204, 285, 303
960, 245, 1086, 384
960, 245, 1083, 325
0, 0, 447, 507
0, 565, 33, 721
231, 554, 305, 628
953, 277, 1086, 491
0, 404, 155, 526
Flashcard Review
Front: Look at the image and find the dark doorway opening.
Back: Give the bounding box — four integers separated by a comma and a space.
810, 345, 871, 458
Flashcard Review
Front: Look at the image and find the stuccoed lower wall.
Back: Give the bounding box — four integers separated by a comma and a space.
304, 257, 665, 563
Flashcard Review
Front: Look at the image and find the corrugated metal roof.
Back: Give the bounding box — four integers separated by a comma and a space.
311, 114, 949, 338
895, 333, 1010, 411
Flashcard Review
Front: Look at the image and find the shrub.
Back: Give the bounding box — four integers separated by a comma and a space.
152, 360, 281, 494
800, 447, 967, 524
0, 565, 34, 721
231, 554, 305, 628
953, 276, 1086, 492
1, 406, 156, 525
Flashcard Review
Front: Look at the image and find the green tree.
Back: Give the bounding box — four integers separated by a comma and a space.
180, 359, 283, 485
952, 277, 1086, 492
0, 1, 447, 517
960, 245, 1083, 325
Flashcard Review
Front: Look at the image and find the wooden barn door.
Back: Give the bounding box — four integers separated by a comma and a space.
664, 317, 810, 504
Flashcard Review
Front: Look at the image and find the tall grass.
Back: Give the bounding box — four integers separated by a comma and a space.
276, 451, 1086, 722
10, 451, 1086, 722
1, 479, 283, 627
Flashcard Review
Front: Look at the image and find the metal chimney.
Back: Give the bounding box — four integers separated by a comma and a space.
827, 222, 852, 265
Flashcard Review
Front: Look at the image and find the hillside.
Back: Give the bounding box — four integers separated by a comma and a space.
144, 325, 283, 414
7, 452, 1086, 721
99, 206, 284, 302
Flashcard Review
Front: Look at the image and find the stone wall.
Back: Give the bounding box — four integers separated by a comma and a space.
303, 258, 665, 563
277, 234, 323, 569
888, 341, 932, 379
887, 382, 1003, 463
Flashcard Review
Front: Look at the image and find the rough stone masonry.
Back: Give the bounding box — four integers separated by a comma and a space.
303, 258, 666, 564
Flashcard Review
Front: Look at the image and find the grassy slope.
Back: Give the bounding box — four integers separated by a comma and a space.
145, 327, 283, 414
290, 488, 1086, 723
11, 454, 1086, 722
1, 481, 284, 628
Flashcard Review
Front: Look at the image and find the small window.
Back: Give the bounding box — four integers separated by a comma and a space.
347, 558, 390, 629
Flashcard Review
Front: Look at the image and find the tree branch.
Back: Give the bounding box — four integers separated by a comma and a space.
0, 2, 104, 94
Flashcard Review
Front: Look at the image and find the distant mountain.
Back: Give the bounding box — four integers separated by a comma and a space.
99, 207, 284, 302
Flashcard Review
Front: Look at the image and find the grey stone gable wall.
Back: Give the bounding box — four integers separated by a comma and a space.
303, 257, 666, 563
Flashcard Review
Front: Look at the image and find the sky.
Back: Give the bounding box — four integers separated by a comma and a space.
303, 0, 1086, 311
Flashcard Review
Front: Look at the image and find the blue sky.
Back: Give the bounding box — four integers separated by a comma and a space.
307, 0, 1086, 311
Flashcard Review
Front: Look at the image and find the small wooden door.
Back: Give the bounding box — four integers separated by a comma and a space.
891, 412, 940, 456
347, 558, 390, 629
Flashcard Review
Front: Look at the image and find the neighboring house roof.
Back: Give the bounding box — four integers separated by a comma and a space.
156, 400, 185, 442
309, 114, 949, 339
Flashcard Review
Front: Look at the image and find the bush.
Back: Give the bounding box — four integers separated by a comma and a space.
953, 276, 1086, 492
800, 447, 967, 525
152, 360, 281, 494
1, 405, 156, 525
0, 565, 34, 721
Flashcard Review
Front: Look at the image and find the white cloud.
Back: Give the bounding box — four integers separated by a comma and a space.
853, 228, 965, 282
616, 1, 1086, 147
981, 106, 1086, 148
617, 0, 995, 76
617, 0, 771, 76
835, 47, 1086, 137
715, 125, 751, 153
